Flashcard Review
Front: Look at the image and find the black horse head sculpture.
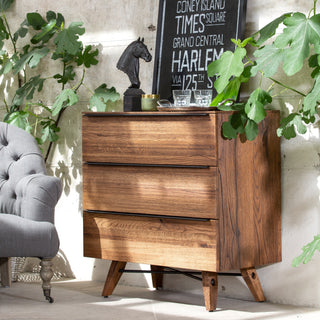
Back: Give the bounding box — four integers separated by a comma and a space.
117, 37, 152, 89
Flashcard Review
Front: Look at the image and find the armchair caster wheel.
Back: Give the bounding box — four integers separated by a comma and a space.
43, 289, 54, 303
45, 295, 54, 303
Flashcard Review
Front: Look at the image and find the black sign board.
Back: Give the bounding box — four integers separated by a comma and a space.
152, 0, 247, 101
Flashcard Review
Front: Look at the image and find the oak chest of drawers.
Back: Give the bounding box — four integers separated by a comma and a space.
82, 110, 281, 311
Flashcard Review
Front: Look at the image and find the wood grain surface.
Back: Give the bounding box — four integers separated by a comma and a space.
83, 164, 218, 219
82, 111, 281, 271
83, 212, 219, 271
82, 113, 217, 166
216, 111, 282, 270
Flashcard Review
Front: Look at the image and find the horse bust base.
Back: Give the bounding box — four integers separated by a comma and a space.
123, 88, 145, 112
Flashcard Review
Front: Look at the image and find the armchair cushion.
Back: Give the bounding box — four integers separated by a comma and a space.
0, 122, 46, 216
0, 122, 61, 259
0, 214, 59, 258
15, 174, 62, 223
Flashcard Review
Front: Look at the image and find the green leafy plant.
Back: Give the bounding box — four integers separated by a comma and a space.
0, 0, 120, 161
292, 235, 320, 266
207, 0, 320, 265
208, 0, 320, 141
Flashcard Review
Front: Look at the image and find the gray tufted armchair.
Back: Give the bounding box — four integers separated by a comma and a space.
0, 121, 61, 303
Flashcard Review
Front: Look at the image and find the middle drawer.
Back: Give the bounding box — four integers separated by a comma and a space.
83, 164, 218, 219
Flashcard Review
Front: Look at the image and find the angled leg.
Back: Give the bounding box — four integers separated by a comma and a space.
102, 261, 127, 297
241, 267, 265, 302
0, 258, 11, 287
202, 271, 218, 312
40, 258, 54, 303
150, 265, 164, 289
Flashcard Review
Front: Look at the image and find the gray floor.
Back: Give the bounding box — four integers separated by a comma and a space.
1, 281, 320, 320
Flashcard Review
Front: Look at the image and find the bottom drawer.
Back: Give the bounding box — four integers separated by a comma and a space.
83, 212, 219, 272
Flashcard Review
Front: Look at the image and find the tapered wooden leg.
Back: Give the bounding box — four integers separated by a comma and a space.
202, 271, 218, 312
102, 261, 127, 297
241, 267, 265, 302
151, 265, 164, 289
0, 258, 11, 287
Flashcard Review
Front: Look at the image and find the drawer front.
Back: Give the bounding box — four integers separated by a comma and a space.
83, 164, 218, 219
82, 114, 217, 166
83, 212, 219, 271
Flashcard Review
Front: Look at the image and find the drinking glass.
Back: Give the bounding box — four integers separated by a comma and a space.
193, 89, 213, 107
172, 90, 191, 106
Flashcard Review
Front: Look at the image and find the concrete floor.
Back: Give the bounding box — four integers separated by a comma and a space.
1, 281, 320, 320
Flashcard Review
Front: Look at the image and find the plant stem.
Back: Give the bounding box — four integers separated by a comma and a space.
268, 77, 306, 97
44, 59, 69, 163
267, 81, 276, 93
82, 82, 94, 95
271, 87, 288, 98
73, 67, 86, 93
62, 62, 66, 90
44, 107, 66, 163
3, 98, 9, 112
245, 56, 254, 66
259, 72, 264, 88
2, 12, 16, 53
45, 67, 86, 163
44, 57, 68, 163
2, 11, 24, 101
308, 0, 318, 17
34, 117, 39, 137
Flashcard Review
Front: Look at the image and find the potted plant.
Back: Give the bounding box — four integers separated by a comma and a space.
0, 0, 120, 162
207, 0, 320, 266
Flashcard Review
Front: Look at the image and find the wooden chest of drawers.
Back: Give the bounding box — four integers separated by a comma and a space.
82, 111, 281, 311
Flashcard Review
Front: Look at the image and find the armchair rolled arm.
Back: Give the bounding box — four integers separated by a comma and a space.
15, 174, 62, 223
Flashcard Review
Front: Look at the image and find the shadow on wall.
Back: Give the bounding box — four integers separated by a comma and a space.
47, 101, 123, 211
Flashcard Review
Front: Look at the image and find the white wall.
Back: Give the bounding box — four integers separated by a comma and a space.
1, 0, 320, 308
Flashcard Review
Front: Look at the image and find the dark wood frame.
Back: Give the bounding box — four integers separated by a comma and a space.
152, 0, 247, 101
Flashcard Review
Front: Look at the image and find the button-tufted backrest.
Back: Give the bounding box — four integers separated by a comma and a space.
0, 122, 46, 216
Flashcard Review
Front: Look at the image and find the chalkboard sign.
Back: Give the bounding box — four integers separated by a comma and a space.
152, 0, 247, 101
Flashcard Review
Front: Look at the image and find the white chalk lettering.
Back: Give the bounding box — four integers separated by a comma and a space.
201, 0, 226, 11
173, 36, 195, 49
195, 34, 224, 47
175, 14, 205, 35
206, 11, 226, 24
176, 0, 201, 14
171, 48, 224, 73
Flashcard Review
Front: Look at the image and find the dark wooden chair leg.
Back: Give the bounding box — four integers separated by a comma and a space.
241, 267, 265, 302
102, 260, 127, 297
0, 257, 11, 287
202, 271, 218, 312
150, 265, 164, 289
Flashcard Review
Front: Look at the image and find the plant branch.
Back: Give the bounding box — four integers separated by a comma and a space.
73, 67, 86, 93
62, 62, 66, 90
82, 82, 94, 95
268, 77, 307, 97
3, 98, 9, 112
259, 72, 264, 88
1, 12, 16, 53
44, 107, 66, 163
45, 66, 87, 163
271, 87, 288, 98
2, 11, 25, 95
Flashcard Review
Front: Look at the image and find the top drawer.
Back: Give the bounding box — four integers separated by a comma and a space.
82, 113, 217, 166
